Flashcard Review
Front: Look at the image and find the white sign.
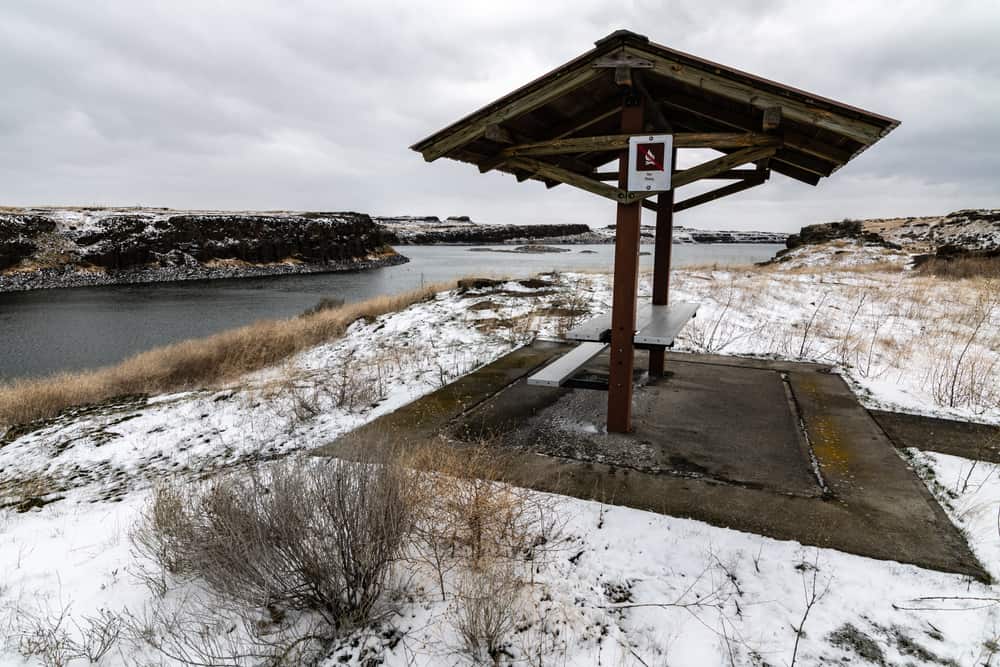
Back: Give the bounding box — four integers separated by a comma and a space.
627, 134, 673, 193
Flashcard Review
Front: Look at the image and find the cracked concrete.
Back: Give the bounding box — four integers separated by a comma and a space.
315, 341, 988, 581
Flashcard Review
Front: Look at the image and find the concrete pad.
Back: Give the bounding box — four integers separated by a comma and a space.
460, 357, 820, 496
314, 341, 988, 582
871, 410, 1000, 463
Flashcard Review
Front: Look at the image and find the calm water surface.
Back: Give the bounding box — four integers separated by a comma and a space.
0, 244, 781, 380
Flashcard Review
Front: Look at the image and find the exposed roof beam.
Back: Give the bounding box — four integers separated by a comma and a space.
499, 132, 780, 159
631, 47, 885, 143
657, 87, 855, 164
418, 65, 605, 161
674, 173, 768, 212
506, 157, 655, 204
672, 145, 778, 189
640, 170, 768, 213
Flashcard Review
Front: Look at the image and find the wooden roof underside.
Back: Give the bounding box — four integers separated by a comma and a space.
411, 31, 899, 195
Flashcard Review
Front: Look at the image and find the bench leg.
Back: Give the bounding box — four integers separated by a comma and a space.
649, 156, 676, 378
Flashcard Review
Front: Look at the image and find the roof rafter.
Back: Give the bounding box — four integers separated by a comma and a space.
628, 46, 886, 144
498, 132, 780, 160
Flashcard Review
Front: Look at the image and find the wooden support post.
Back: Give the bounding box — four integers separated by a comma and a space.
607, 96, 644, 433
649, 147, 677, 378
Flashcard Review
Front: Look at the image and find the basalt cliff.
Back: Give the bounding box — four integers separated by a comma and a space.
0, 208, 404, 292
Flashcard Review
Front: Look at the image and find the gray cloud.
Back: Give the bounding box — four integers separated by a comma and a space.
1, 0, 996, 231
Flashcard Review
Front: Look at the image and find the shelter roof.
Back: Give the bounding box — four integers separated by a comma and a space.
411, 30, 899, 189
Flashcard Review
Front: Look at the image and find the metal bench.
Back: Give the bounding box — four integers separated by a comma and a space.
566, 301, 698, 345
526, 341, 608, 387
527, 302, 699, 388
635, 302, 699, 346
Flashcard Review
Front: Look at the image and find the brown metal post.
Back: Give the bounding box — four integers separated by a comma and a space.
606, 97, 644, 433
649, 146, 677, 377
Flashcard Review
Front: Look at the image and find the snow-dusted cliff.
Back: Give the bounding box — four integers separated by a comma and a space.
0, 207, 404, 292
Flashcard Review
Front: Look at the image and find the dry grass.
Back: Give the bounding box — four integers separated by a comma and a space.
0, 282, 452, 429
671, 266, 1000, 413
914, 256, 1000, 280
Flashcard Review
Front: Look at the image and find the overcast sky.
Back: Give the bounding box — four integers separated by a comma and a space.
1, 1, 997, 232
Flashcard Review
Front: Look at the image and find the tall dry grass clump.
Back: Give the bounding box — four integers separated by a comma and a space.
0, 283, 450, 430
915, 255, 1000, 280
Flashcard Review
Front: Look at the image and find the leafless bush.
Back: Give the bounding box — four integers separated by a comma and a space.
790, 555, 831, 667
130, 482, 196, 596
427, 341, 482, 389
407, 443, 565, 582
131, 456, 415, 632
677, 276, 766, 354
72, 609, 122, 664
328, 352, 388, 412
256, 355, 390, 432
926, 286, 999, 411
11, 603, 122, 667
549, 277, 594, 337
795, 291, 830, 360
13, 603, 75, 667
451, 562, 524, 665
123, 592, 329, 667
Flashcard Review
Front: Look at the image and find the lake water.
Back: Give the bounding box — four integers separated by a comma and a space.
0, 243, 782, 380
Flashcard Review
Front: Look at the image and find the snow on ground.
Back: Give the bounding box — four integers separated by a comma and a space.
767, 239, 911, 270
1, 266, 998, 666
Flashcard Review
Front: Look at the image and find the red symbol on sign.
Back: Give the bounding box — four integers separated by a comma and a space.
635, 143, 665, 172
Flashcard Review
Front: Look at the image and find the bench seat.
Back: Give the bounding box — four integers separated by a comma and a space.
566, 301, 698, 346
529, 302, 698, 388
526, 342, 608, 387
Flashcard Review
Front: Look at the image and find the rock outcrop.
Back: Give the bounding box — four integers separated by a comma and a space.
770, 209, 1000, 268
0, 215, 56, 270
785, 219, 900, 250
376, 216, 591, 244
0, 208, 404, 292
376, 216, 788, 245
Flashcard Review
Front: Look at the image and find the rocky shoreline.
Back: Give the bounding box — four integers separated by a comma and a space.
0, 252, 407, 293
374, 215, 788, 245
0, 208, 404, 293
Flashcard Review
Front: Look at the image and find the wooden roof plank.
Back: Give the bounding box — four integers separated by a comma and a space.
633, 47, 885, 144
417, 64, 606, 162
411, 30, 898, 193
655, 87, 858, 164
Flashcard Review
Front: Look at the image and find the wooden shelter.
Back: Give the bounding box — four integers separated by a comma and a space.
411, 29, 899, 433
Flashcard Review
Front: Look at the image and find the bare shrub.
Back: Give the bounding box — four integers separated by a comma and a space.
0, 282, 452, 429
123, 592, 329, 667
130, 482, 196, 595
13, 603, 75, 667
451, 563, 524, 664
11, 603, 122, 667
406, 442, 566, 599
678, 276, 763, 353
926, 284, 1000, 411
131, 456, 415, 631
72, 609, 122, 664
256, 356, 389, 434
